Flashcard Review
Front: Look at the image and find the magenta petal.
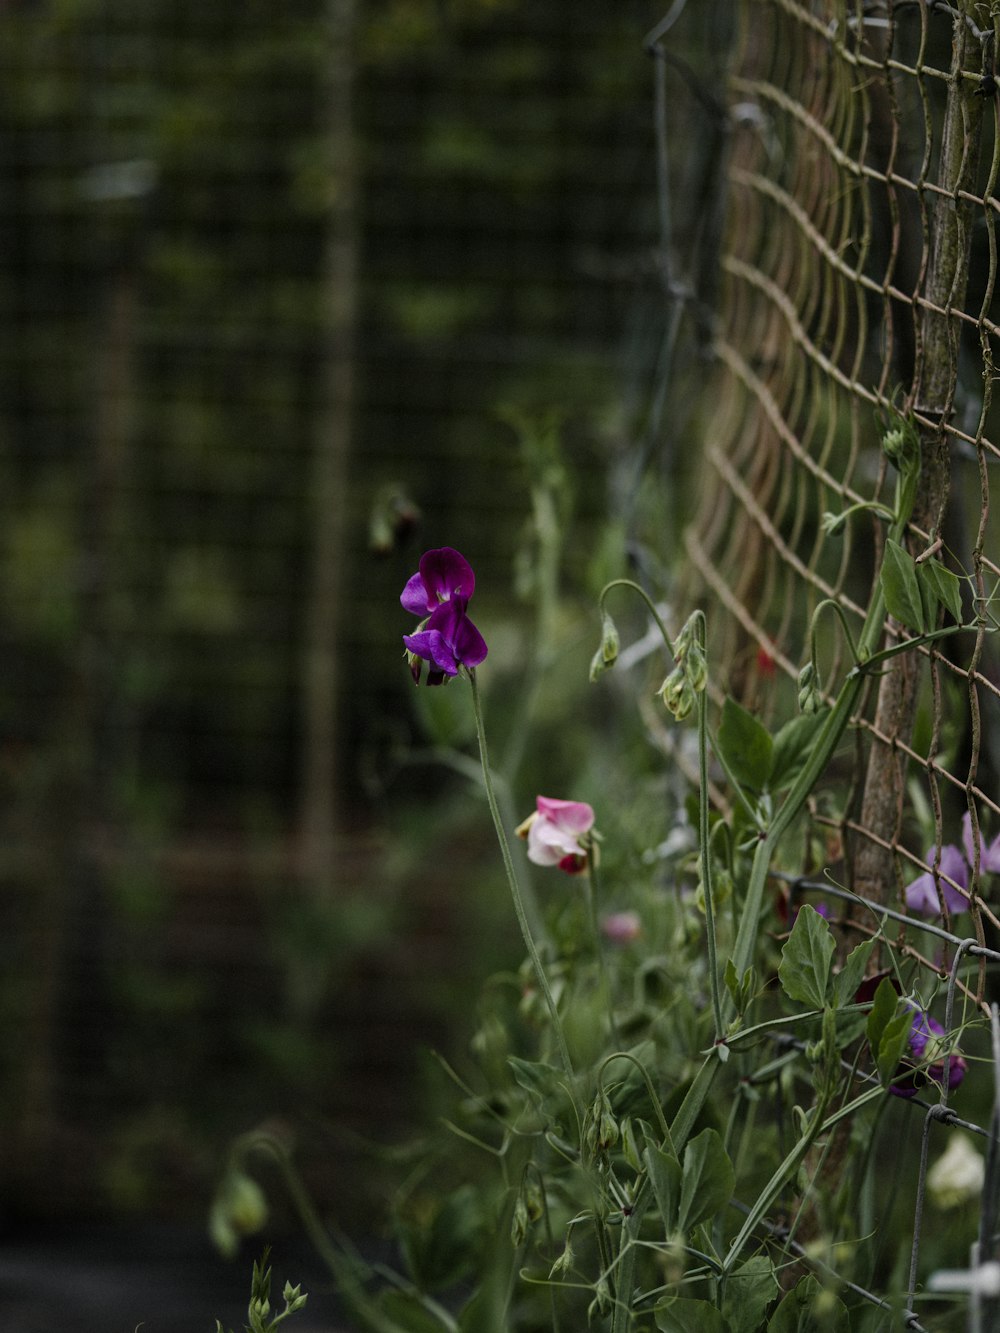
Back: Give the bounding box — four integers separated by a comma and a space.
418, 547, 475, 604
401, 572, 431, 615
450, 610, 488, 668
402, 629, 459, 676
536, 796, 595, 834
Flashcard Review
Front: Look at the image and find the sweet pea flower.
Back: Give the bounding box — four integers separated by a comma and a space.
927, 1132, 985, 1210
516, 796, 595, 875
905, 812, 1000, 916
400, 547, 488, 685
961, 810, 1000, 875
890, 1006, 967, 1100
601, 911, 641, 944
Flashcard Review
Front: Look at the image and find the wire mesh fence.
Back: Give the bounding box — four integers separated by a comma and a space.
658, 0, 1000, 1319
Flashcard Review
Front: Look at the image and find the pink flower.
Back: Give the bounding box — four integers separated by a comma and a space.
601, 911, 641, 944
516, 796, 595, 875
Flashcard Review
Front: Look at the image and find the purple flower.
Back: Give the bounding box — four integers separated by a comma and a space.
890, 1007, 967, 1099
400, 547, 488, 685
905, 812, 1000, 916
905, 843, 969, 916
961, 811, 1000, 875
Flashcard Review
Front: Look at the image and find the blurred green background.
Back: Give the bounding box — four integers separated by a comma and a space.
0, 0, 721, 1236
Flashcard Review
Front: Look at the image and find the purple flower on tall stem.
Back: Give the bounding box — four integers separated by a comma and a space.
400, 547, 488, 685
890, 1006, 967, 1099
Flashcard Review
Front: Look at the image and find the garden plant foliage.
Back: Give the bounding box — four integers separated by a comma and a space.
215, 413, 997, 1331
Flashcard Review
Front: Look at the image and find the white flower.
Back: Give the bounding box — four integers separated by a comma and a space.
928, 1132, 985, 1210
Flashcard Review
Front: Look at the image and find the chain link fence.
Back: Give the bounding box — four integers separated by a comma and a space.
660, 0, 1000, 1317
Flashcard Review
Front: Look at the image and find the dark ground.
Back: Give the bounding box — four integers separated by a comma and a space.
0, 1224, 347, 1332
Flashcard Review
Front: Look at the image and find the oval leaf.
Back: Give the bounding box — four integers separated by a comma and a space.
881, 538, 924, 633
678, 1127, 735, 1233
655, 1297, 730, 1332
778, 905, 834, 1009
718, 697, 773, 793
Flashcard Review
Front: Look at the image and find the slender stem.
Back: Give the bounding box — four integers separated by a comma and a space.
599, 578, 676, 656
468, 669, 580, 1112
698, 668, 725, 1042
586, 846, 621, 1046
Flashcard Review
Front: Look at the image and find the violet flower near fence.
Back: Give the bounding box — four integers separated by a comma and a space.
890, 1006, 967, 1100
904, 812, 1000, 915
400, 546, 488, 685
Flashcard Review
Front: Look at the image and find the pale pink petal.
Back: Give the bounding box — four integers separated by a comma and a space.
536, 796, 594, 835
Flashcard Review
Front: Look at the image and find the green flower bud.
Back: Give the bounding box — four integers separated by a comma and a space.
658, 668, 696, 721
821, 510, 847, 538
589, 645, 607, 684
549, 1239, 575, 1278
685, 638, 708, 693
600, 610, 620, 666
797, 661, 820, 714
510, 1193, 530, 1246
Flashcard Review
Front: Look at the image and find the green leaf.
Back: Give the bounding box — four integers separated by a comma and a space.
678, 1127, 735, 1232
717, 697, 773, 793
778, 905, 835, 1009
864, 977, 898, 1055
832, 938, 876, 1007
645, 1144, 682, 1233
919, 558, 963, 624
880, 538, 924, 633
877, 1005, 914, 1087
724, 960, 757, 1016
381, 1290, 455, 1332
769, 708, 831, 791
768, 1274, 849, 1330
507, 1056, 563, 1108
655, 1297, 730, 1332
721, 1255, 779, 1333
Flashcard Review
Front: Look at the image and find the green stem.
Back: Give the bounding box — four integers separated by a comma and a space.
599, 578, 676, 656
586, 846, 621, 1046
698, 665, 725, 1042
468, 669, 580, 1116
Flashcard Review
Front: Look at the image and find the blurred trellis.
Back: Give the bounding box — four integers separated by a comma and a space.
0, 0, 664, 1225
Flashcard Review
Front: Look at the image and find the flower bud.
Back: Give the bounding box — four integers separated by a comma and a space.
600, 610, 620, 666
797, 661, 820, 714
658, 668, 695, 721
821, 510, 847, 538
549, 1239, 575, 1278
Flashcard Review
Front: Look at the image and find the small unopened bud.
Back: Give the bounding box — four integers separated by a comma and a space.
685, 639, 708, 693
585, 1090, 620, 1157
589, 645, 607, 684
600, 610, 620, 666
797, 661, 820, 714
658, 668, 695, 721
510, 1193, 530, 1246
821, 510, 847, 538
549, 1240, 575, 1278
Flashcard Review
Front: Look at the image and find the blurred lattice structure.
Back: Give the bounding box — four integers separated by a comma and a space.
680, 0, 1000, 969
